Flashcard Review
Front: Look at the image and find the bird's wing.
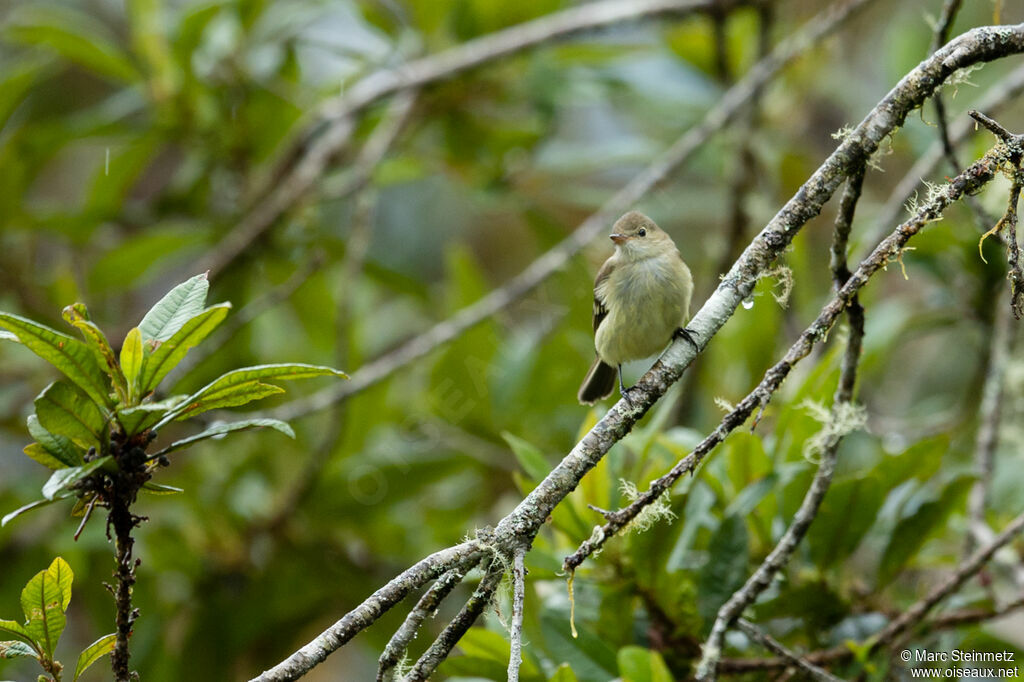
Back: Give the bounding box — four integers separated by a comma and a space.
593, 258, 614, 333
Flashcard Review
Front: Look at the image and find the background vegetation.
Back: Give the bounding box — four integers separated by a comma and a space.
1, 0, 1023, 680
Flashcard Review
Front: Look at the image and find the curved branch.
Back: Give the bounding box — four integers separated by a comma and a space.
272, 0, 879, 421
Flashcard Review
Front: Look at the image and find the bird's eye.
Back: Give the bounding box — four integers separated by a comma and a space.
638, 228, 647, 237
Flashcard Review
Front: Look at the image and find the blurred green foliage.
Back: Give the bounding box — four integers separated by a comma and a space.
2, 0, 1024, 680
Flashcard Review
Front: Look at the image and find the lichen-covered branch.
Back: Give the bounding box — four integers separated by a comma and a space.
734, 619, 842, 682
506, 549, 527, 682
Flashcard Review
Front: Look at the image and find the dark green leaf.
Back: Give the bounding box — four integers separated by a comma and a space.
0, 640, 37, 659
167, 382, 285, 423
0, 313, 112, 408
502, 431, 549, 482
27, 415, 83, 467
697, 514, 749, 629
141, 482, 183, 495
23, 443, 68, 471
156, 418, 294, 456
138, 273, 209, 343
41, 457, 112, 500
139, 303, 231, 393
73, 633, 116, 681
35, 381, 106, 450
617, 646, 673, 682
117, 395, 188, 436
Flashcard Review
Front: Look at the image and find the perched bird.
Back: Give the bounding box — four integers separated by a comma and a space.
578, 211, 694, 405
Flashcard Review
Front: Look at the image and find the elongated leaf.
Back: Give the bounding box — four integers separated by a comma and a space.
163, 363, 346, 423
140, 303, 230, 393
117, 395, 188, 435
0, 640, 37, 658
41, 457, 112, 500
167, 382, 284, 423
23, 443, 67, 470
158, 418, 294, 456
74, 633, 116, 681
35, 381, 106, 450
617, 646, 673, 682
0, 330, 17, 342
2, 497, 68, 527
63, 305, 127, 397
47, 558, 73, 611
502, 432, 549, 483
20, 568, 65, 658
138, 273, 209, 343
27, 414, 83, 467
0, 313, 112, 408
141, 482, 183, 495
120, 327, 144, 400
0, 620, 36, 649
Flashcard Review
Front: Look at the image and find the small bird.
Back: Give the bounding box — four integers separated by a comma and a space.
578, 211, 694, 405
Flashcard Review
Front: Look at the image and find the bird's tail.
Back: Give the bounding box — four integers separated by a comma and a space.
577, 357, 617, 405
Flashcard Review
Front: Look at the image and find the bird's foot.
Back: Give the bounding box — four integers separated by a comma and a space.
620, 385, 638, 407
674, 327, 699, 349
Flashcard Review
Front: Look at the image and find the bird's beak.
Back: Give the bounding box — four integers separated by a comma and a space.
610, 233, 628, 244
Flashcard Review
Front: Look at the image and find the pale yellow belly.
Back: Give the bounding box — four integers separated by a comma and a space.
595, 256, 691, 367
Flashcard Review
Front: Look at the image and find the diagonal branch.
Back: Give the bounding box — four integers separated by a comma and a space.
734, 619, 842, 682
200, 0, 755, 277
271, 0, 880, 421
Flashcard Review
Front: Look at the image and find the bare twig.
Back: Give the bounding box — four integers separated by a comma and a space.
965, 296, 1014, 555
402, 561, 506, 682
377, 564, 475, 682
201, 0, 753, 278
696, 168, 868, 681
506, 549, 527, 682
271, 0, 879, 422
735, 619, 843, 682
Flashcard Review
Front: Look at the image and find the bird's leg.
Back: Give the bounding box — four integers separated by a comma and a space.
674, 327, 699, 349
618, 365, 636, 407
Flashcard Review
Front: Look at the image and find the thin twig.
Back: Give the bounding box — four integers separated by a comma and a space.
402, 561, 506, 682
201, 0, 753, 277
697, 168, 867, 681
271, 0, 879, 422
377, 564, 476, 682
719, 512, 1024, 674
735, 619, 842, 682
507, 549, 527, 682
965, 295, 1014, 555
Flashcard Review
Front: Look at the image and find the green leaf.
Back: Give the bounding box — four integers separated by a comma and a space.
0, 640, 37, 659
161, 363, 346, 423
41, 457, 112, 500
617, 646, 673, 682
138, 273, 209, 343
697, 514, 749, 629
139, 303, 230, 393
116, 395, 188, 436
807, 474, 885, 568
0, 312, 112, 408
46, 558, 73, 611
0, 620, 37, 649
35, 381, 106, 450
156, 418, 294, 456
63, 304, 127, 397
141, 482, 183, 495
502, 431, 549, 482
23, 443, 68, 471
20, 567, 66, 658
548, 664, 579, 682
5, 6, 140, 83
878, 475, 973, 585
27, 414, 83, 467
0, 330, 18, 342
73, 633, 116, 681
120, 327, 144, 401
2, 497, 68, 527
